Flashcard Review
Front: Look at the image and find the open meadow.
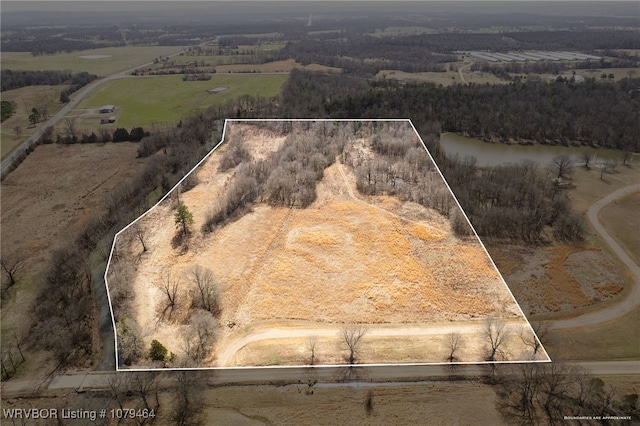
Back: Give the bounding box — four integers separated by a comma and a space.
70, 74, 287, 129
0, 46, 187, 75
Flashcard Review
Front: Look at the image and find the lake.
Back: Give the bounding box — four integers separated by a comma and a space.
439, 133, 623, 167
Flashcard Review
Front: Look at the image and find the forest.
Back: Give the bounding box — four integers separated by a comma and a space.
282, 69, 640, 152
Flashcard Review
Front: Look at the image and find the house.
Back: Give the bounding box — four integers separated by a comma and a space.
100, 116, 116, 124
99, 105, 115, 113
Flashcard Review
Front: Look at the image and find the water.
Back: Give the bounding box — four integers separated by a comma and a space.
440, 133, 624, 167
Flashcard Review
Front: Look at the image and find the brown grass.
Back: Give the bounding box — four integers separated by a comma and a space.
114, 122, 532, 366
1, 142, 145, 377
599, 190, 640, 265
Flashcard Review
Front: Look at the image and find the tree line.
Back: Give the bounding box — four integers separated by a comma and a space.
282, 69, 639, 152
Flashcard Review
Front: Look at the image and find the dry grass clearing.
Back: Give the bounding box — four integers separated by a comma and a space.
110, 121, 536, 368
599, 190, 640, 265
1, 142, 145, 376
199, 381, 503, 425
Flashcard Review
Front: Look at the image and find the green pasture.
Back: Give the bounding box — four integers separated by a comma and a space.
0, 45, 186, 75
74, 74, 287, 127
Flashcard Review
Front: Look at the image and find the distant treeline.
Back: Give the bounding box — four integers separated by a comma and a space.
278, 36, 457, 75
1, 39, 124, 56
282, 70, 640, 152
471, 58, 639, 80
1, 70, 98, 93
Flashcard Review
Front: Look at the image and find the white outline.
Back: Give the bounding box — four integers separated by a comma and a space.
104, 118, 551, 372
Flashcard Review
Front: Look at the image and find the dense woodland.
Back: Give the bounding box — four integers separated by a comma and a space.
282, 70, 640, 152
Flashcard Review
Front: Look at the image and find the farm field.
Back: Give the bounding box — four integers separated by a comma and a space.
0, 142, 146, 377
108, 120, 543, 369
70, 74, 287, 128
0, 85, 66, 159
0, 46, 187, 75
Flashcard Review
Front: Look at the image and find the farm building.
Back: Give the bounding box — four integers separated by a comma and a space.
100, 116, 117, 124
99, 105, 116, 113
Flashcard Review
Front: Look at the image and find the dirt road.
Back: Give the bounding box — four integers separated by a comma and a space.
552, 182, 640, 329
216, 319, 539, 367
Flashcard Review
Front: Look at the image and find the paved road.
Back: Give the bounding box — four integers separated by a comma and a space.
552, 183, 640, 329
3, 360, 637, 398
0, 48, 187, 175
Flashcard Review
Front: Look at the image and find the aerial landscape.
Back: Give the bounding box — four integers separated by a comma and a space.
1, 1, 638, 424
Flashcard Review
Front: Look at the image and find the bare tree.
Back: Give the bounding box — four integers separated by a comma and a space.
64, 117, 77, 140
13, 125, 22, 138
580, 151, 593, 170
132, 223, 148, 253
189, 266, 221, 316
306, 335, 318, 365
158, 272, 180, 320
131, 371, 160, 412
446, 332, 463, 363
341, 324, 367, 364
182, 311, 219, 365
483, 318, 508, 361
1, 253, 25, 291
116, 317, 144, 366
552, 155, 574, 180
519, 321, 549, 358
172, 370, 205, 425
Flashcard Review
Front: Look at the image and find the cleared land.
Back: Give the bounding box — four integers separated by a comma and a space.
0, 142, 145, 377
109, 121, 540, 369
0, 46, 186, 75
71, 74, 287, 128
377, 68, 504, 86
215, 58, 340, 74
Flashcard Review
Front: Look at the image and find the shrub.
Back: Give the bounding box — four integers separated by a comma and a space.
149, 339, 168, 361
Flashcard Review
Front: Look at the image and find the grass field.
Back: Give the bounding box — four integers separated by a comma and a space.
0, 45, 186, 75
1, 142, 146, 379
599, 190, 640, 265
0, 85, 66, 159
72, 74, 287, 128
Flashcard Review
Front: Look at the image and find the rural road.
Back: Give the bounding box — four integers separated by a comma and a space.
552, 182, 640, 329
0, 47, 189, 175
458, 61, 473, 84
2, 360, 637, 398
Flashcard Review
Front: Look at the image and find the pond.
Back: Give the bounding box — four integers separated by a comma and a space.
439, 133, 623, 167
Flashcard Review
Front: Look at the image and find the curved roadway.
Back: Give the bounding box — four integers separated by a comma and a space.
552, 182, 640, 329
